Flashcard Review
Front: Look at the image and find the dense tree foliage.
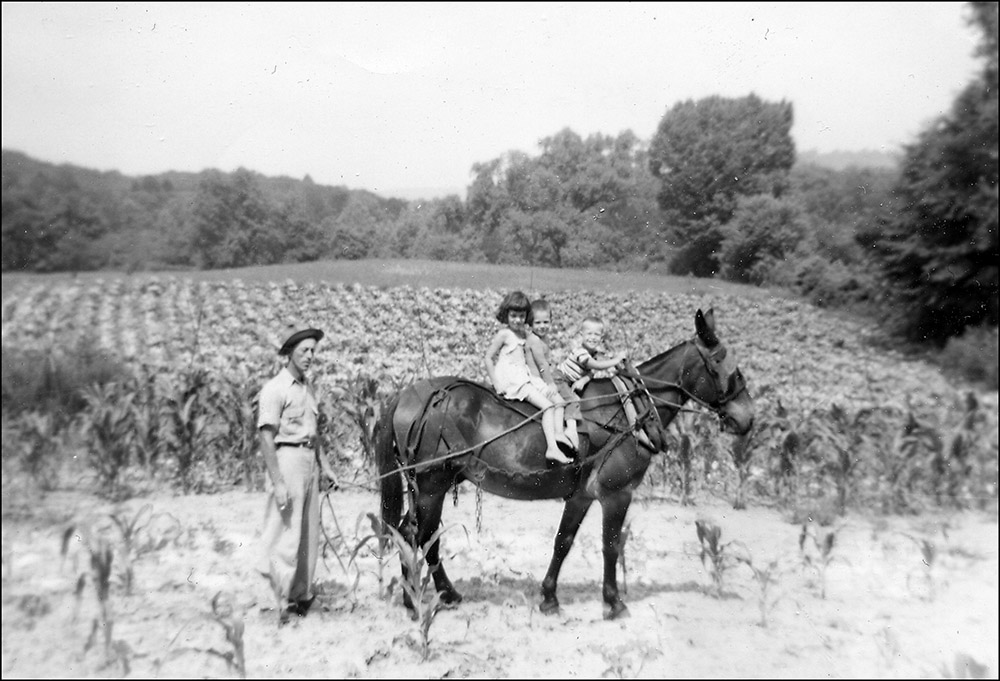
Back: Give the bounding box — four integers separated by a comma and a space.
464, 129, 667, 268
869, 1, 999, 344
791, 163, 900, 267
0, 151, 402, 272
718, 194, 808, 285
648, 94, 796, 276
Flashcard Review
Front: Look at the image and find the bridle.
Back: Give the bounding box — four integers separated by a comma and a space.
636, 339, 748, 416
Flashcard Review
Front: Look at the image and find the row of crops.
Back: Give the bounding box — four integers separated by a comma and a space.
2, 277, 996, 515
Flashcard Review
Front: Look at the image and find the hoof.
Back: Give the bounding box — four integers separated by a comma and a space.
603, 602, 629, 621
439, 589, 463, 605
539, 599, 560, 615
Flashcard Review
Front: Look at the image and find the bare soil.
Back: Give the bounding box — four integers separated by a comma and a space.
2, 485, 997, 679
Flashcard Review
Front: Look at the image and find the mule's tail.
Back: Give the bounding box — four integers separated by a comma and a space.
375, 391, 404, 540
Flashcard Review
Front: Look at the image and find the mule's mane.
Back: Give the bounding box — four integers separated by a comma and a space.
635, 336, 696, 371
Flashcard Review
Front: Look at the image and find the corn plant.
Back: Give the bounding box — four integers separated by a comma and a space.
219, 374, 263, 491
676, 432, 695, 505
690, 412, 727, 488
79, 382, 136, 499
799, 521, 849, 599
162, 591, 247, 678
360, 511, 395, 600
9, 411, 62, 488
941, 652, 991, 679
60, 523, 133, 674
734, 552, 783, 627
340, 372, 383, 468
875, 625, 903, 670
204, 591, 247, 679
809, 403, 874, 515
599, 641, 662, 679
316, 492, 367, 606
161, 367, 215, 493
108, 503, 181, 595
730, 431, 753, 510
382, 523, 451, 661
902, 532, 939, 601
878, 410, 930, 513
694, 519, 746, 597
128, 368, 164, 473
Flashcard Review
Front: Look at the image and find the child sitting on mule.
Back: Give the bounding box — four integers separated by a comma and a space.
553, 316, 628, 439
484, 291, 574, 464
525, 299, 583, 451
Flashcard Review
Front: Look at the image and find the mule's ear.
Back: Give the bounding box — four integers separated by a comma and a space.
695, 308, 719, 346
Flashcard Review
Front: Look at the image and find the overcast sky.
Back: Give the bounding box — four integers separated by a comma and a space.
1, 2, 983, 199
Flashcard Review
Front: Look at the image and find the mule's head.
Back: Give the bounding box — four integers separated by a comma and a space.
689, 308, 754, 435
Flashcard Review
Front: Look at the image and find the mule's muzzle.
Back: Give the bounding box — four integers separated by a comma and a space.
720, 412, 754, 436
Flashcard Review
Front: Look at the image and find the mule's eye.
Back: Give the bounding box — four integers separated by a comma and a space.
727, 369, 744, 395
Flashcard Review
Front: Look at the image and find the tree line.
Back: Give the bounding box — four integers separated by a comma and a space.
2, 3, 996, 347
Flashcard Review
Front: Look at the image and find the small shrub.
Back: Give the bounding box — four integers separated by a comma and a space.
1, 335, 128, 418
937, 324, 998, 390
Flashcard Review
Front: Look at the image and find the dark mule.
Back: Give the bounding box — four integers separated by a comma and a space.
375, 308, 754, 619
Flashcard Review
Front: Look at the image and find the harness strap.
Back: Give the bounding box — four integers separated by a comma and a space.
394, 377, 489, 470
610, 374, 661, 451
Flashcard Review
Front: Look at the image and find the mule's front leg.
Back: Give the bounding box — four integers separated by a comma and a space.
601, 491, 632, 620
540, 496, 593, 614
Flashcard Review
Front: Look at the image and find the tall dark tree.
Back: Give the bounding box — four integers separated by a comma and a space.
870, 1, 999, 344
649, 94, 795, 276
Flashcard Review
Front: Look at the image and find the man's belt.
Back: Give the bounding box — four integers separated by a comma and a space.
277, 440, 315, 449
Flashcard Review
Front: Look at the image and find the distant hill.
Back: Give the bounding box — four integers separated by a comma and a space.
797, 148, 900, 171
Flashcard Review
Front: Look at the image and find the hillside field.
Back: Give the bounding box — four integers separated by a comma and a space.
1, 258, 996, 679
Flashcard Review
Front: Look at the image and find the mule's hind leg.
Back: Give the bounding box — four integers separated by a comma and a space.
540, 495, 593, 614
413, 487, 464, 606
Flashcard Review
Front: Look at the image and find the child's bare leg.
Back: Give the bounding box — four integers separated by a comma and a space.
527, 393, 571, 463
565, 418, 579, 449
541, 410, 572, 463
553, 403, 574, 448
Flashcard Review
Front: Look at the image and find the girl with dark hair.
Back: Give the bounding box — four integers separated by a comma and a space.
484, 291, 574, 464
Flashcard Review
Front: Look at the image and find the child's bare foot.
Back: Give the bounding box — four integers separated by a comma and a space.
545, 448, 574, 464
556, 434, 577, 451
566, 431, 580, 450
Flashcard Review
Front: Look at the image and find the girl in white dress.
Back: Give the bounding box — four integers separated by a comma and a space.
484, 291, 573, 464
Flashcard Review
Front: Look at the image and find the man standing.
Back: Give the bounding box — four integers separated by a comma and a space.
256, 323, 338, 625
